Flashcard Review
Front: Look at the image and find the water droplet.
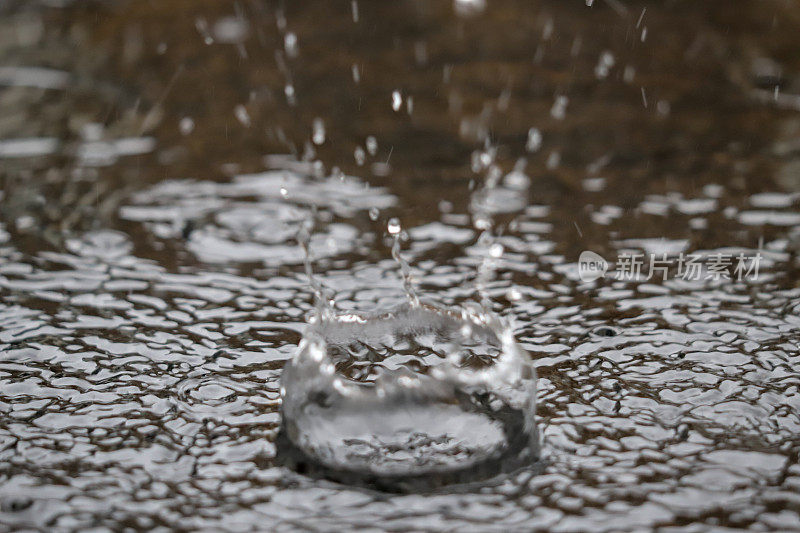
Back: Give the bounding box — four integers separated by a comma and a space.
179, 117, 195, 135
551, 95, 568, 120
387, 217, 402, 235
546, 151, 561, 169
454, 0, 486, 17
526, 128, 542, 152
284, 32, 299, 58
366, 136, 378, 155
285, 84, 296, 105
312, 118, 326, 145
354, 146, 366, 166
594, 51, 615, 79
234, 105, 251, 127
391, 90, 402, 111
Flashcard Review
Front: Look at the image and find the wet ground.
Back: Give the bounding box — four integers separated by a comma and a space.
2, 0, 800, 531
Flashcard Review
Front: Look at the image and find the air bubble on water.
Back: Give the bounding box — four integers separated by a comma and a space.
285, 32, 299, 58
594, 51, 615, 79
354, 146, 366, 166
369, 207, 380, 221
312, 118, 326, 145
366, 136, 378, 155
551, 95, 568, 120
391, 90, 403, 111
234, 105, 251, 127
526, 128, 542, 152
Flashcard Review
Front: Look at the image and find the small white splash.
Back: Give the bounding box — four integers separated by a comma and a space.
526, 128, 542, 152
551, 95, 568, 120
312, 118, 326, 145
489, 243, 504, 258
391, 90, 403, 112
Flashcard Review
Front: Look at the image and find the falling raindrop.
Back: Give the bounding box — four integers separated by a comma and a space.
354, 146, 366, 166
366, 136, 378, 155
454, 0, 486, 17
312, 118, 326, 145
391, 90, 402, 111
551, 95, 568, 120
179, 117, 195, 135
285, 32, 299, 58
234, 105, 251, 127
285, 84, 297, 106
594, 51, 615, 79
526, 128, 542, 152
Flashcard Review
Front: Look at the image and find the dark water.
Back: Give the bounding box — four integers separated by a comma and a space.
2, 0, 800, 530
